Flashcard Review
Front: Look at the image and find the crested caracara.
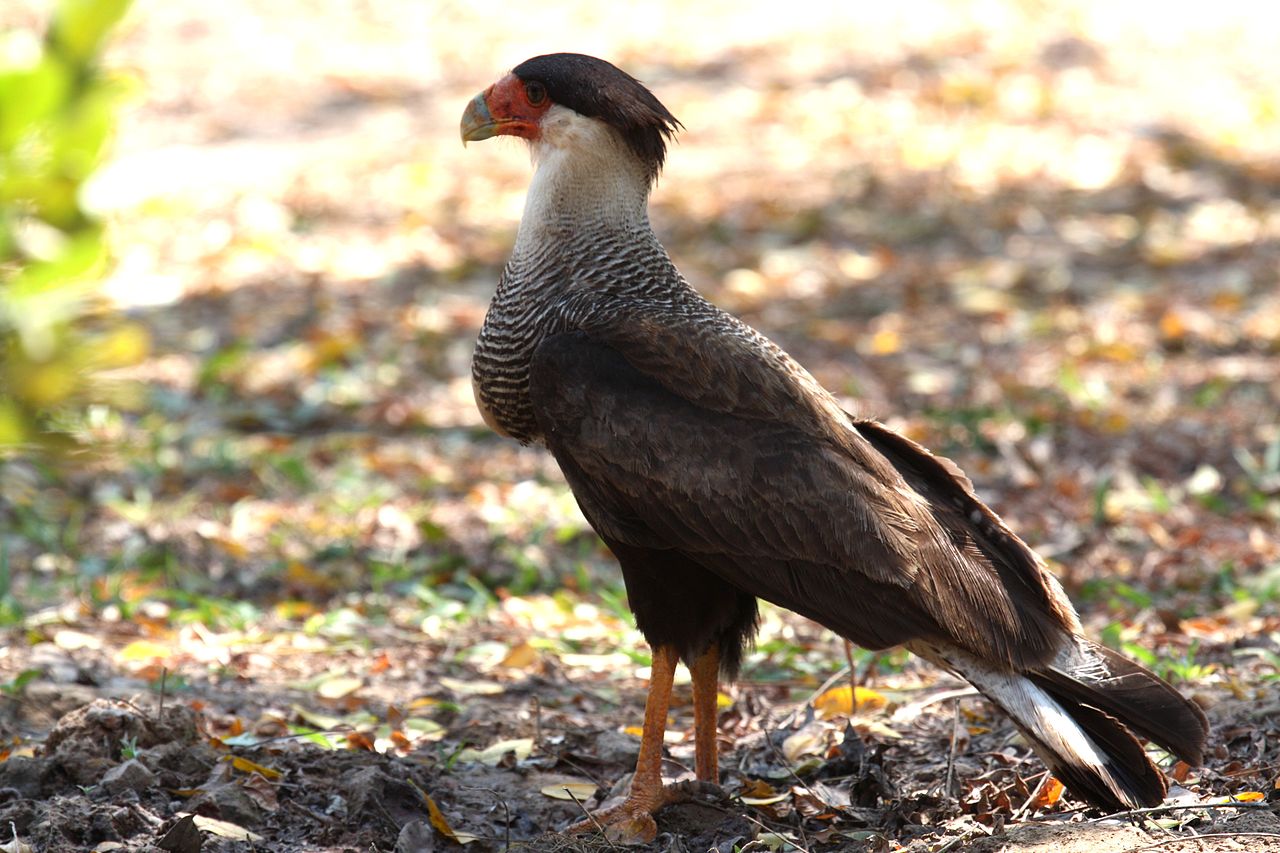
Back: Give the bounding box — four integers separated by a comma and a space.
461, 53, 1208, 842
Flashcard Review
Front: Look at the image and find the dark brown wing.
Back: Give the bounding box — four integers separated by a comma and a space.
529, 329, 1075, 669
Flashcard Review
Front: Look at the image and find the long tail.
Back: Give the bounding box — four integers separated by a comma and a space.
923, 639, 1209, 811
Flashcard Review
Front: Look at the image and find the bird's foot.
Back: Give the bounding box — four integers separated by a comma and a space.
566, 780, 724, 844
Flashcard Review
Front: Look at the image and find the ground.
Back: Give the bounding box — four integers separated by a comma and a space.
1, 1, 1279, 851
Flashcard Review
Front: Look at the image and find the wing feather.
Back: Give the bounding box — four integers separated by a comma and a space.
530, 328, 1076, 667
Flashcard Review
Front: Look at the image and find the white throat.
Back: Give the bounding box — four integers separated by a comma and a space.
514, 105, 652, 253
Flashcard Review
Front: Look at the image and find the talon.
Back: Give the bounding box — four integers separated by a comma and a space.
565, 780, 725, 843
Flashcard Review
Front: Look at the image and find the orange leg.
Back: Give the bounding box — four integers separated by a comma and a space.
689, 643, 720, 782
566, 645, 726, 842
566, 645, 679, 842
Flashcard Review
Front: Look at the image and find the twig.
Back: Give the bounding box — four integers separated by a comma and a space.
843, 640, 858, 696
1120, 832, 1280, 852
459, 785, 512, 852
781, 664, 851, 729
759, 733, 825, 851
531, 694, 542, 751
891, 686, 978, 725
1012, 770, 1050, 821
1090, 801, 1273, 823
943, 697, 961, 800
934, 826, 991, 853
158, 667, 167, 717
562, 786, 619, 850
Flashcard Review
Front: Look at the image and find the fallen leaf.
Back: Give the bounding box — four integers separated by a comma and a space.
455, 737, 533, 766
53, 630, 102, 651
401, 717, 446, 742
1030, 776, 1064, 809
814, 685, 889, 718
499, 642, 540, 668
438, 677, 504, 696
540, 781, 599, 800
425, 794, 480, 844
782, 727, 825, 762
227, 755, 282, 780
740, 779, 779, 798
346, 731, 376, 751
118, 640, 173, 661
157, 814, 200, 853
191, 815, 263, 842
316, 675, 363, 699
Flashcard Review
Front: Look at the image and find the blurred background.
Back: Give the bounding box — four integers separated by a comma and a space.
2, 0, 1279, 766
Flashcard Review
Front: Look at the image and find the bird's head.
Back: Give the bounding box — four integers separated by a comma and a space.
461, 53, 682, 185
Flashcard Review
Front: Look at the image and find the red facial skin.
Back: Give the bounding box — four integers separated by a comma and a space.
480, 74, 551, 140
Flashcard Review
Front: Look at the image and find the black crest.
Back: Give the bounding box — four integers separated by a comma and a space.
513, 53, 682, 181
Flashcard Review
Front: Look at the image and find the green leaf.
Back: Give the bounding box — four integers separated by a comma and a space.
49, 0, 132, 64
0, 59, 71, 150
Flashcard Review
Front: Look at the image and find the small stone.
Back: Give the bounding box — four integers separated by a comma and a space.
185, 783, 263, 827
101, 759, 157, 795
394, 819, 436, 853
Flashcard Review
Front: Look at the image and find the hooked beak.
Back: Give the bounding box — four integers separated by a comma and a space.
460, 93, 500, 144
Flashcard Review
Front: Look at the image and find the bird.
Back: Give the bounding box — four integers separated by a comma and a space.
460, 53, 1208, 842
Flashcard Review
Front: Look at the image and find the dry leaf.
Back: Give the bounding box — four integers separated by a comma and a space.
499, 642, 540, 668
53, 630, 102, 651
782, 728, 825, 762
455, 737, 534, 766
740, 779, 779, 798
438, 677, 504, 696
191, 815, 264, 842
346, 731, 376, 751
813, 685, 888, 719
316, 675, 363, 699
227, 755, 282, 780
1030, 776, 1064, 809
118, 640, 173, 661
540, 781, 599, 800
425, 794, 481, 844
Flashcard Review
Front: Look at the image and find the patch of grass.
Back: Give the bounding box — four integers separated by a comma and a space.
1, 668, 40, 697
162, 590, 264, 632
1081, 578, 1154, 612
1236, 435, 1280, 514
1121, 640, 1214, 685
920, 403, 1048, 456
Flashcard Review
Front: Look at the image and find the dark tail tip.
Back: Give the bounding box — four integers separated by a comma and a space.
1035, 640, 1209, 767
1041, 702, 1168, 810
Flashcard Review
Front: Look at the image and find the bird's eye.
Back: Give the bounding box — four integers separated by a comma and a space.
525, 81, 547, 106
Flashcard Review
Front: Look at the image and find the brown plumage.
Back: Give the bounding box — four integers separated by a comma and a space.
462, 53, 1208, 840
